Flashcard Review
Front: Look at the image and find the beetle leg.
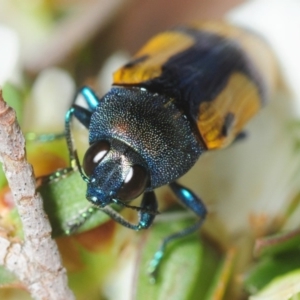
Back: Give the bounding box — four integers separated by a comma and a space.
65, 191, 158, 234
25, 132, 66, 142
32, 87, 99, 184
101, 191, 158, 230
111, 196, 159, 216
77, 86, 100, 111
169, 181, 207, 220
65, 205, 98, 234
65, 87, 99, 159
148, 181, 207, 282
137, 191, 159, 229
36, 167, 74, 186
72, 104, 92, 129
65, 107, 90, 182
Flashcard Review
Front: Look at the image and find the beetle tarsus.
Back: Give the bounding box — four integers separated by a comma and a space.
65, 206, 97, 234
148, 249, 164, 284
148, 182, 207, 281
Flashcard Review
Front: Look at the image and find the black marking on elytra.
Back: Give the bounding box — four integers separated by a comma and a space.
122, 55, 149, 69
233, 131, 247, 143
222, 112, 235, 137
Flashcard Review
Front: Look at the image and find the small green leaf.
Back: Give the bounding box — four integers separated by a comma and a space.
2, 83, 24, 124
39, 170, 111, 237
136, 216, 223, 300
249, 269, 300, 300
0, 164, 6, 190
0, 84, 24, 189
0, 266, 19, 287
67, 240, 117, 299
245, 250, 300, 294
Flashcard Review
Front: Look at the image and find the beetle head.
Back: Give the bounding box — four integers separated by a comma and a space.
82, 138, 149, 207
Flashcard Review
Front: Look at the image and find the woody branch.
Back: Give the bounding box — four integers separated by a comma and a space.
0, 90, 74, 300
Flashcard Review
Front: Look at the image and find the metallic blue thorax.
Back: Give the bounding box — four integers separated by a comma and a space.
89, 87, 203, 189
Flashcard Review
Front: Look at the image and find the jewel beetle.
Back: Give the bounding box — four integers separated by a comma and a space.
64, 21, 277, 280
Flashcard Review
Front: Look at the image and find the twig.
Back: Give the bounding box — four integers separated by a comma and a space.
0, 90, 74, 300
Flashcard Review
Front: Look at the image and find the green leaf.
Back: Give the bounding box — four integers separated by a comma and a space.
2, 83, 24, 125
0, 84, 24, 189
39, 170, 111, 237
67, 239, 117, 300
0, 266, 19, 287
245, 226, 300, 297
245, 250, 300, 294
0, 163, 6, 190
135, 216, 223, 300
249, 268, 300, 300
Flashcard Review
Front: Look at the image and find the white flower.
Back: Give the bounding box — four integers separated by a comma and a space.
22, 68, 75, 132
0, 25, 20, 85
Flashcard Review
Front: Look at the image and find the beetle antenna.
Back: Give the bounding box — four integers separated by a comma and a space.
74, 149, 90, 183
65, 107, 90, 183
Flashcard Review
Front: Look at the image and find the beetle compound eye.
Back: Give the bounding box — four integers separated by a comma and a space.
117, 165, 149, 201
83, 141, 110, 176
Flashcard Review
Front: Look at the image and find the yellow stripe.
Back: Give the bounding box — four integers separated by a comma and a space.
197, 72, 261, 149
113, 31, 194, 84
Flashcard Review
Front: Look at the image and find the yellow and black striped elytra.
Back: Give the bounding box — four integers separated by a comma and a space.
113, 21, 277, 149
63, 21, 277, 280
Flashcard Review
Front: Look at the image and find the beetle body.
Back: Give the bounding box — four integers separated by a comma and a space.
65, 21, 277, 279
